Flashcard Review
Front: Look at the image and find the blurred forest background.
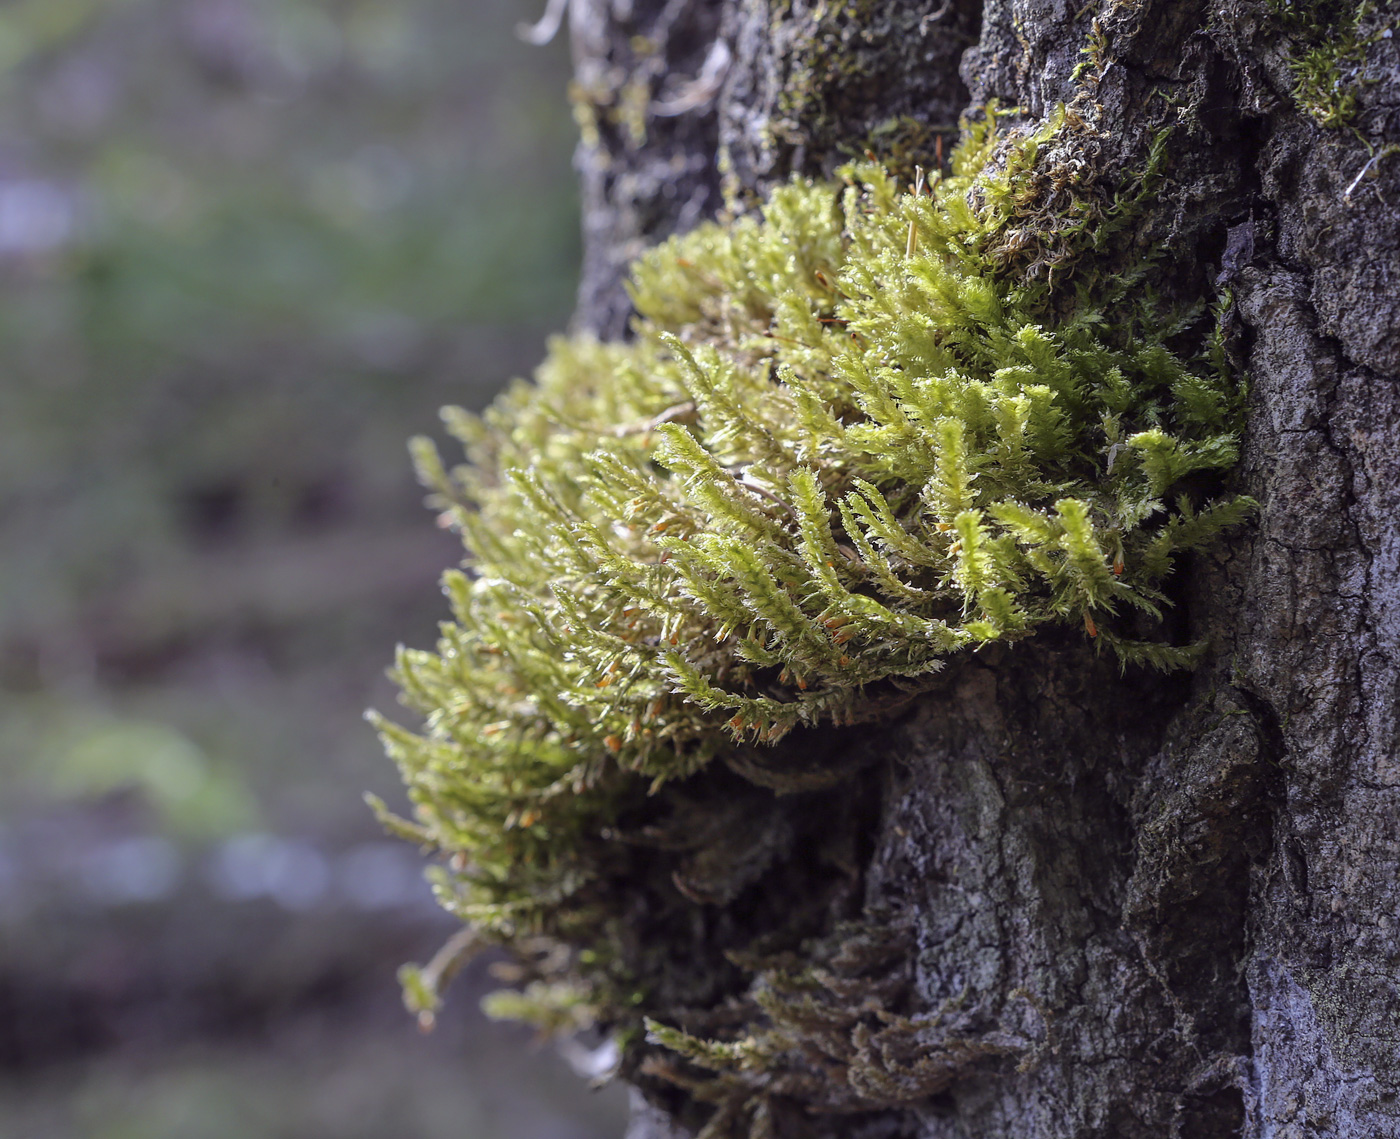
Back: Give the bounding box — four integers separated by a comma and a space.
0, 0, 629, 1135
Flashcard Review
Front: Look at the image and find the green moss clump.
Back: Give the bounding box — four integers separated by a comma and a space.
372, 110, 1249, 1061
1267, 0, 1396, 129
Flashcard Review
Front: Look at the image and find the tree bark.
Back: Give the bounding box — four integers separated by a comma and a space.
565, 1, 1400, 1135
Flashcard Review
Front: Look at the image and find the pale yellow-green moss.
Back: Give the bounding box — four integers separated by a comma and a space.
373, 112, 1250, 1080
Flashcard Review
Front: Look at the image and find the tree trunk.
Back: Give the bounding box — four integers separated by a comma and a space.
564, 1, 1400, 1135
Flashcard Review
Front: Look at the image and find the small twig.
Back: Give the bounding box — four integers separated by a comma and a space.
517, 0, 569, 45
738, 473, 797, 518
1344, 152, 1384, 202
919, 0, 953, 34
652, 39, 731, 117
613, 401, 696, 437
405, 926, 480, 1032
906, 166, 925, 257
1343, 144, 1398, 204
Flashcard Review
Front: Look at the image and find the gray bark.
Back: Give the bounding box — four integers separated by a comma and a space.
565, 0, 1400, 1135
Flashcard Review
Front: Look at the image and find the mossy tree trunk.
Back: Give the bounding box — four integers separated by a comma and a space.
564, 0, 1400, 1135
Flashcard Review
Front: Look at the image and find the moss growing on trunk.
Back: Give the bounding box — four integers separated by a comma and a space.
1266, 0, 1397, 129
373, 108, 1250, 1133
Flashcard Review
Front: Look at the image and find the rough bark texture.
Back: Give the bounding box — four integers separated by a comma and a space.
566, 0, 1400, 1135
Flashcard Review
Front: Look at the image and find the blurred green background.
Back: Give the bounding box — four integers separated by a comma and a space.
0, 0, 629, 1135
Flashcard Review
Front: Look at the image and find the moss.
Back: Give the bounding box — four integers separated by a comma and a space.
1266, 0, 1397, 129
639, 920, 1045, 1133
374, 108, 1250, 1133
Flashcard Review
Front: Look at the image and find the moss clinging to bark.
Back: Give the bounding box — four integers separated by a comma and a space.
372, 110, 1249, 1118
1266, 0, 1398, 129
639, 918, 1046, 1132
